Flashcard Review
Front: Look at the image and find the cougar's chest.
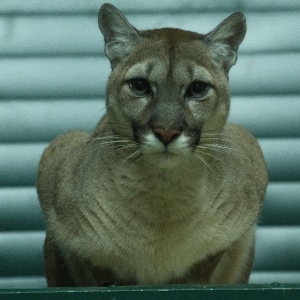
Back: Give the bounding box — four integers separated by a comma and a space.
65, 164, 242, 284
88, 168, 212, 283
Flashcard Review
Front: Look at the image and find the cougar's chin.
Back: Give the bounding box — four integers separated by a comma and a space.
140, 132, 191, 168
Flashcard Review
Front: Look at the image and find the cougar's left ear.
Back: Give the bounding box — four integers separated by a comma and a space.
98, 3, 141, 64
204, 12, 246, 71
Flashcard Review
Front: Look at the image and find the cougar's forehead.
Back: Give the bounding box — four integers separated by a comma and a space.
123, 28, 216, 85
125, 33, 213, 83
124, 60, 168, 82
173, 61, 214, 85
125, 57, 213, 86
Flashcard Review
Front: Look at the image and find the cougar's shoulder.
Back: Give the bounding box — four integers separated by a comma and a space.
222, 123, 268, 197
37, 131, 90, 217
224, 123, 266, 166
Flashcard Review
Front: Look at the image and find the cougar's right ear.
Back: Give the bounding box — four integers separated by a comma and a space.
204, 12, 246, 72
98, 3, 141, 64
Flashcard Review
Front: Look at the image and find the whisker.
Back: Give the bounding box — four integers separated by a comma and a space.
201, 132, 245, 146
198, 144, 249, 161
96, 131, 133, 140
92, 141, 130, 151
87, 107, 106, 123
114, 144, 138, 152
202, 143, 244, 155
93, 134, 131, 141
194, 147, 227, 166
122, 148, 142, 164
94, 140, 133, 145
92, 144, 116, 151
92, 142, 132, 151
193, 152, 215, 174
201, 130, 236, 136
201, 131, 230, 136
100, 123, 133, 131
201, 136, 236, 144
94, 131, 133, 138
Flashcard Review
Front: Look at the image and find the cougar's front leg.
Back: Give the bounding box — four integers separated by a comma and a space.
209, 229, 256, 283
44, 233, 114, 286
44, 233, 75, 287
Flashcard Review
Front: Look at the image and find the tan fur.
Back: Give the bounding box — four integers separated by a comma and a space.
37, 3, 268, 286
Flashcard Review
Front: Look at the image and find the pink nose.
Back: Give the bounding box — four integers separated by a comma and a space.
152, 127, 181, 145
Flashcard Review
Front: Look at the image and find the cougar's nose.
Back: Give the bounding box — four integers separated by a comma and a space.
152, 127, 181, 146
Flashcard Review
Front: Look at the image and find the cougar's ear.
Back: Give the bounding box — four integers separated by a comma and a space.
98, 3, 141, 64
204, 12, 246, 71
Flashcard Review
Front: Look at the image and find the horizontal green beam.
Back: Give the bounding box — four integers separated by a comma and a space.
1, 285, 300, 300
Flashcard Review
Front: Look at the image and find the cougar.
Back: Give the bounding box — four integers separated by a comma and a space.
37, 3, 268, 286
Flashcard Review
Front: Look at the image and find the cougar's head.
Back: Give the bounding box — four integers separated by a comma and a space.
98, 4, 246, 167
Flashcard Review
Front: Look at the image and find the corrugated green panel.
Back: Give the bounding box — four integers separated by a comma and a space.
250, 272, 300, 284
0, 16, 100, 56
0, 231, 45, 277
0, 99, 103, 143
254, 227, 300, 271
1, 12, 300, 55
0, 143, 45, 186
229, 96, 300, 138
230, 53, 300, 95
260, 183, 300, 226
259, 139, 300, 181
0, 57, 109, 99
0, 277, 46, 289
1, 0, 300, 13
0, 285, 300, 300
0, 187, 45, 231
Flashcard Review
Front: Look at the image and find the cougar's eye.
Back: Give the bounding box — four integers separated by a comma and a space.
128, 78, 152, 96
187, 81, 210, 99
